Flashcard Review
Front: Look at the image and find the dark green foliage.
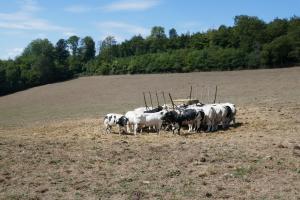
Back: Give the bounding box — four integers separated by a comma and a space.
1, 15, 299, 95
55, 39, 70, 66
169, 28, 178, 39
80, 36, 96, 63
19, 39, 56, 84
234, 15, 267, 52
67, 35, 80, 56
261, 35, 296, 66
54, 39, 71, 80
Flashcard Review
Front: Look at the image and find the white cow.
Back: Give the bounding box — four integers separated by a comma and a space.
133, 110, 167, 135
125, 110, 137, 133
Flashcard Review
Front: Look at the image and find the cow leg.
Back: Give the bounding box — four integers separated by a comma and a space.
104, 125, 108, 134
196, 120, 201, 132
188, 124, 192, 132
177, 123, 181, 135
140, 125, 143, 133
133, 124, 138, 136
118, 125, 121, 135
126, 124, 131, 133
170, 123, 175, 134
206, 122, 211, 132
106, 125, 111, 134
123, 126, 127, 134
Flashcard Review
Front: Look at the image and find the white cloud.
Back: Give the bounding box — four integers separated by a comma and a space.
20, 0, 42, 12
0, 47, 24, 60
65, 5, 92, 13
0, 19, 70, 31
65, 0, 160, 14
0, 0, 72, 32
96, 21, 149, 36
63, 31, 77, 37
103, 0, 160, 11
94, 21, 149, 42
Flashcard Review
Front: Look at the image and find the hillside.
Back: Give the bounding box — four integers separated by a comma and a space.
0, 67, 299, 126
0, 67, 299, 199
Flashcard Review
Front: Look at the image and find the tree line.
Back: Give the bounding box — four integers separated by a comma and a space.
1, 15, 300, 95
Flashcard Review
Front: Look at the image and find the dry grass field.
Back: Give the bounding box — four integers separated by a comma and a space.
0, 67, 300, 199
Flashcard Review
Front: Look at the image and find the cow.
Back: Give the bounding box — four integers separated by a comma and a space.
132, 110, 167, 135
209, 103, 236, 130
144, 106, 163, 113
103, 113, 128, 134
134, 107, 153, 113
161, 109, 200, 134
198, 105, 217, 132
220, 103, 236, 126
125, 111, 136, 133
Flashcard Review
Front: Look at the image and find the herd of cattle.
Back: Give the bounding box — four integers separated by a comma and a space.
103, 102, 236, 135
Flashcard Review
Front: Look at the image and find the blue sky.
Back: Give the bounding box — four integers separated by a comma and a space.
0, 0, 299, 59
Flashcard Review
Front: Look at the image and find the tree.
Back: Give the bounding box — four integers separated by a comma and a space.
234, 15, 266, 52
80, 36, 96, 63
265, 18, 288, 42
211, 25, 236, 48
100, 36, 117, 62
149, 26, 166, 39
0, 61, 8, 94
54, 39, 70, 80
128, 35, 146, 55
67, 35, 80, 56
261, 35, 295, 66
169, 28, 178, 39
21, 39, 56, 84
100, 36, 117, 50
148, 26, 167, 53
189, 32, 209, 50
55, 39, 70, 66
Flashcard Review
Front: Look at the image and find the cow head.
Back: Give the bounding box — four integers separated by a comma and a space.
117, 116, 129, 127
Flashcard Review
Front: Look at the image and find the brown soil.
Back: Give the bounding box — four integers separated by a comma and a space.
0, 67, 299, 199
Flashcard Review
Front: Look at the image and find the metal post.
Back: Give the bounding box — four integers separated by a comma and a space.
189, 85, 192, 100
162, 92, 166, 105
155, 91, 160, 106
143, 92, 148, 109
149, 91, 153, 108
169, 93, 175, 109
213, 85, 218, 104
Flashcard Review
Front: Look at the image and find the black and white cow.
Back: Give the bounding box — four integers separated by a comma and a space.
103, 113, 128, 134
220, 103, 236, 126
162, 109, 202, 134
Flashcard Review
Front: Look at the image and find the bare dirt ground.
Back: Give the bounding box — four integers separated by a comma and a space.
0, 67, 300, 199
